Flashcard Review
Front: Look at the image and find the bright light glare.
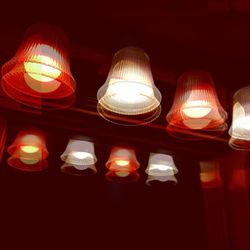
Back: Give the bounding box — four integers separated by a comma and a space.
107, 81, 154, 104
24, 44, 61, 93
150, 164, 173, 171
20, 145, 39, 153
182, 100, 212, 118
71, 151, 93, 160
115, 159, 130, 166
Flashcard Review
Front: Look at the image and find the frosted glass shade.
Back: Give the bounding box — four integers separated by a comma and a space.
2, 23, 76, 109
229, 86, 250, 150
97, 47, 161, 125
7, 130, 48, 171
167, 71, 227, 133
60, 140, 97, 176
145, 153, 178, 185
105, 147, 140, 182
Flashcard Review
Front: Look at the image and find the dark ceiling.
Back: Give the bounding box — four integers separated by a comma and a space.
0, 1, 250, 250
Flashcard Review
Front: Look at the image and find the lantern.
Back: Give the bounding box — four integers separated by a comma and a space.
60, 140, 97, 176
105, 147, 140, 182
7, 130, 48, 171
1, 23, 76, 109
166, 71, 227, 137
97, 47, 161, 125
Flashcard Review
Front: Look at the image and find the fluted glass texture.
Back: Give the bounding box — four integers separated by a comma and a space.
97, 47, 161, 118
167, 71, 227, 130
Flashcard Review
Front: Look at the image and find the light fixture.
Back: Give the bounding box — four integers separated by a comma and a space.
97, 46, 161, 125
7, 130, 48, 171
60, 139, 97, 176
1, 23, 76, 109
200, 160, 222, 189
145, 153, 178, 185
229, 86, 250, 150
105, 147, 140, 182
166, 71, 227, 137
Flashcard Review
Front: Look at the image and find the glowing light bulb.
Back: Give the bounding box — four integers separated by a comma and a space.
20, 145, 39, 153
182, 100, 212, 118
24, 44, 61, 93
115, 159, 130, 166
115, 171, 130, 177
150, 164, 173, 171
71, 151, 93, 160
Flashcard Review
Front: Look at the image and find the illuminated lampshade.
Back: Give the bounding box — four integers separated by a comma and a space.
2, 23, 76, 109
229, 86, 250, 150
145, 153, 178, 185
229, 168, 250, 191
105, 147, 140, 182
97, 47, 161, 125
200, 161, 222, 189
60, 139, 97, 176
166, 71, 227, 136
7, 130, 48, 171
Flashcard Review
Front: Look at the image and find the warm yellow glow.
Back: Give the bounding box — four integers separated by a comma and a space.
200, 172, 216, 183
106, 81, 154, 104
182, 100, 212, 118
24, 44, 61, 93
71, 151, 93, 160
115, 159, 130, 166
115, 171, 130, 177
20, 157, 40, 165
20, 145, 39, 154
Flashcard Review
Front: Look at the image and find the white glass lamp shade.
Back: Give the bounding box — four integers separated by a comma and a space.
145, 153, 178, 185
60, 140, 97, 176
167, 71, 227, 132
229, 86, 250, 150
97, 47, 161, 124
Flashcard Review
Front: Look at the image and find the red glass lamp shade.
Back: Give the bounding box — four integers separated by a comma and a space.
105, 147, 140, 182
7, 130, 48, 171
97, 47, 161, 125
1, 23, 76, 109
166, 71, 227, 137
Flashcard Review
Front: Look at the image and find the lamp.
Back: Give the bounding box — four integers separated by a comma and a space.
166, 71, 227, 137
97, 46, 161, 125
2, 23, 76, 109
229, 86, 250, 150
145, 153, 178, 185
105, 147, 140, 182
60, 140, 97, 176
7, 130, 48, 171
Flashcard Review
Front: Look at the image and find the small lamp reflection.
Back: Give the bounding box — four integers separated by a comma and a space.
145, 153, 178, 185
7, 130, 48, 171
200, 160, 222, 189
229, 168, 250, 191
105, 147, 140, 183
60, 140, 97, 176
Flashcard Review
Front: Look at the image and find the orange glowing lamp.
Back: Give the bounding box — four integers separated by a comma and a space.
166, 71, 227, 136
2, 23, 76, 109
7, 130, 48, 171
105, 147, 140, 182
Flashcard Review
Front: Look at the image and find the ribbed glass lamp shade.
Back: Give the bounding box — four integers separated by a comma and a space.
60, 140, 97, 176
145, 153, 178, 185
166, 71, 227, 136
200, 161, 222, 189
7, 130, 48, 171
105, 147, 140, 182
97, 47, 161, 125
1, 23, 76, 109
229, 86, 250, 150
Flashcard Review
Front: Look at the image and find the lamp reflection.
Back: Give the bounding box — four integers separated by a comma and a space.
105, 147, 140, 183
7, 130, 48, 171
60, 140, 97, 176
